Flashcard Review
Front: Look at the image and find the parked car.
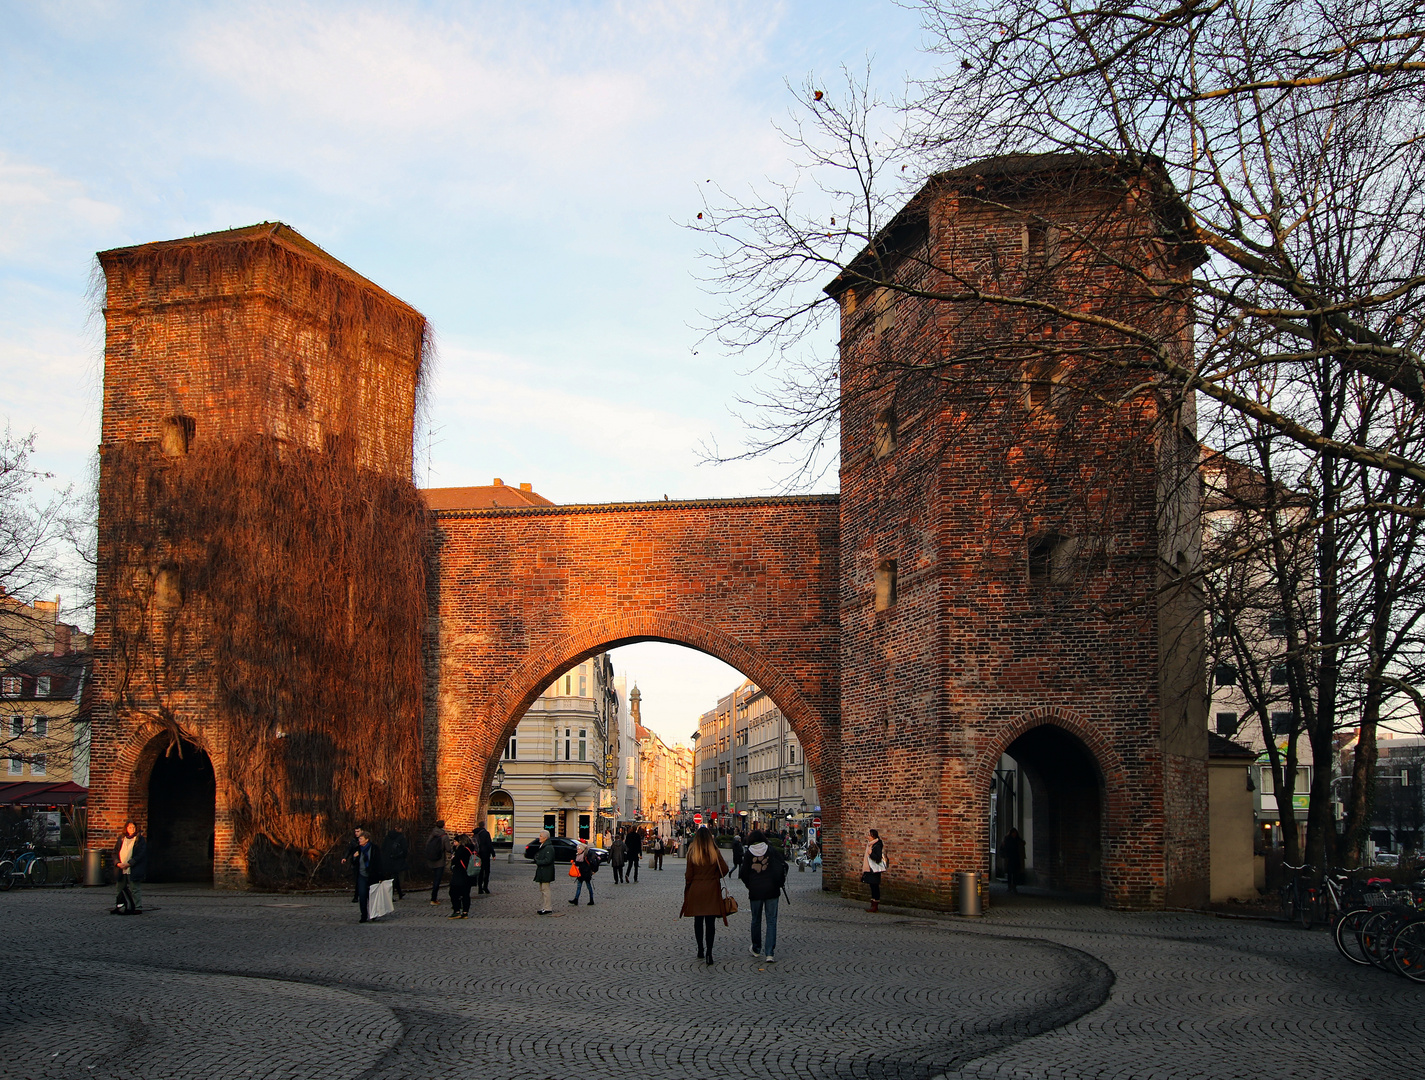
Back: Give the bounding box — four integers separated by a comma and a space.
523, 837, 609, 864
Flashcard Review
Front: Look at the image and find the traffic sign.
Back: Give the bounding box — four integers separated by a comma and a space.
693, 812, 703, 825
812, 817, 822, 827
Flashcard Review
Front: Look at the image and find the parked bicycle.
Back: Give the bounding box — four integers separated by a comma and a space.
0, 843, 82, 890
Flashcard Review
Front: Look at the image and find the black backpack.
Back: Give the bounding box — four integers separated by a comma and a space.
425, 833, 444, 861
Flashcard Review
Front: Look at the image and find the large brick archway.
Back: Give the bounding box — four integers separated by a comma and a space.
425, 497, 842, 876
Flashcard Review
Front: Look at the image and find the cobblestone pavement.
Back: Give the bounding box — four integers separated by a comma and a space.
1, 859, 1419, 1080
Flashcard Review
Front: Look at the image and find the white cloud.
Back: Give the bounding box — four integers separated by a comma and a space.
0, 156, 123, 265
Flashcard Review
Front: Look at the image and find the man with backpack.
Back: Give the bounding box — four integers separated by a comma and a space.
738, 829, 788, 962
425, 820, 449, 905
473, 824, 496, 895
382, 828, 409, 900
110, 821, 148, 915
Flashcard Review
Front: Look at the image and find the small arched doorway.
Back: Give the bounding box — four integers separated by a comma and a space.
487, 791, 513, 850
147, 740, 216, 882
994, 725, 1103, 899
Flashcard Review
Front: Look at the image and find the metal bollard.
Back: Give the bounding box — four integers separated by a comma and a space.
957, 870, 982, 916
83, 849, 104, 886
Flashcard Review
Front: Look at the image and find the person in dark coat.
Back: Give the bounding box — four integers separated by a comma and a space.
448, 835, 475, 918
426, 820, 449, 906
383, 828, 409, 900
354, 829, 386, 923
738, 828, 787, 961
609, 834, 627, 883
473, 824, 495, 895
1001, 827, 1027, 893
340, 828, 362, 903
728, 832, 744, 877
624, 827, 642, 882
651, 834, 665, 870
111, 821, 148, 914
532, 829, 557, 914
861, 828, 888, 913
680, 826, 729, 964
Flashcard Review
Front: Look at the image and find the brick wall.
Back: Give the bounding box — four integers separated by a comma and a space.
426, 497, 844, 880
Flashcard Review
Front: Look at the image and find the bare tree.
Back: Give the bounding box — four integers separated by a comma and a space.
697, 0, 1425, 870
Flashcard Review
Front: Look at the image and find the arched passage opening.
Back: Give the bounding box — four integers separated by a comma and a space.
993, 724, 1104, 900
463, 634, 834, 873
146, 739, 216, 883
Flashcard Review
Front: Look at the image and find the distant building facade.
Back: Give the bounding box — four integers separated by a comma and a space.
2, 592, 92, 786
695, 679, 814, 831
493, 652, 619, 849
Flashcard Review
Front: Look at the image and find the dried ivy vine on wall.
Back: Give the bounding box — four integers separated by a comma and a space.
100, 436, 428, 884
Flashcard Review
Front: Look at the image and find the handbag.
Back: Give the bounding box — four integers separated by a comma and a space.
568, 860, 580, 878
720, 881, 739, 924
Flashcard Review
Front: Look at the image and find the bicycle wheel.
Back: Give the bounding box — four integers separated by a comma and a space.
1360, 909, 1403, 970
1391, 919, 1425, 983
0, 860, 12, 891
1334, 907, 1373, 965
26, 857, 46, 886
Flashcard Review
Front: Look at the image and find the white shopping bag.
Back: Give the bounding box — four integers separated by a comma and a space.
368, 878, 395, 920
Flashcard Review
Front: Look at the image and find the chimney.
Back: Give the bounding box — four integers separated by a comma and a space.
54, 623, 71, 656
520, 482, 532, 492
492, 478, 504, 486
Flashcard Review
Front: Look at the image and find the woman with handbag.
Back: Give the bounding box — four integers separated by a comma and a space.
680, 826, 729, 965
448, 834, 475, 919
569, 840, 598, 906
862, 828, 888, 913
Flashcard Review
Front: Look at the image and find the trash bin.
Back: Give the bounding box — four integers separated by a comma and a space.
957, 871, 982, 916
83, 849, 104, 887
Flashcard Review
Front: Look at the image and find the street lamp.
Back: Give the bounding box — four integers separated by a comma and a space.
492, 763, 506, 790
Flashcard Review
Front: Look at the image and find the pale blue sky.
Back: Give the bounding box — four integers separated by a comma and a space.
0, 0, 935, 744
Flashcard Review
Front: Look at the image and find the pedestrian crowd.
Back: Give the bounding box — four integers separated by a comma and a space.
103, 815, 893, 964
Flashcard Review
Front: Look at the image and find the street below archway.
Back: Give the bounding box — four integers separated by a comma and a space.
2, 859, 1414, 1079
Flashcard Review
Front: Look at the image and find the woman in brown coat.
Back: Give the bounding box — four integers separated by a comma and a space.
680, 826, 729, 965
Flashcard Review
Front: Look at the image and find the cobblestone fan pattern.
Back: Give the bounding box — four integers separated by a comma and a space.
2, 865, 1418, 1080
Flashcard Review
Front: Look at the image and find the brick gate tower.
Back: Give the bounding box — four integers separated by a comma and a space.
88, 225, 431, 887
830, 156, 1209, 909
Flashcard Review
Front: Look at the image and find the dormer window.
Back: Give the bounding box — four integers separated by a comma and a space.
36, 676, 51, 698
1, 676, 18, 698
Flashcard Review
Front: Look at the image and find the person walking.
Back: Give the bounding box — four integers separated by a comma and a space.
340, 828, 362, 903
680, 826, 729, 965
625, 827, 642, 882
738, 829, 787, 962
861, 828, 888, 913
652, 834, 665, 870
448, 834, 475, 918
354, 828, 385, 923
531, 829, 557, 914
729, 831, 744, 877
1001, 827, 1026, 894
473, 824, 495, 895
111, 821, 148, 915
383, 827, 409, 900
425, 820, 449, 906
609, 833, 627, 884
569, 840, 598, 906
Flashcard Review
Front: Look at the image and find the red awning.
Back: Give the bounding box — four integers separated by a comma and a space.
0, 781, 88, 806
